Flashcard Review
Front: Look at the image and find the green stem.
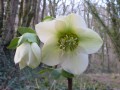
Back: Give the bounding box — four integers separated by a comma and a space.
67, 78, 72, 90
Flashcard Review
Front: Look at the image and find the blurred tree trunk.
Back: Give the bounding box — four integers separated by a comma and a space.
18, 0, 40, 28
19, 0, 35, 27
48, 0, 60, 17
85, 0, 120, 62
0, 0, 41, 88
0, 0, 19, 88
2, 0, 18, 45
41, 0, 46, 21
0, 0, 4, 32
33, 0, 41, 27
105, 32, 111, 73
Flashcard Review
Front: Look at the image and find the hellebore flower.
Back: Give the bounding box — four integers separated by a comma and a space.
14, 42, 41, 69
35, 13, 103, 75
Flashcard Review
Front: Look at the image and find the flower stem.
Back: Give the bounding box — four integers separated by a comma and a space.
67, 78, 72, 90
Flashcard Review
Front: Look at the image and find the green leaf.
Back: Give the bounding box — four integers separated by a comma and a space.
51, 69, 61, 80
7, 37, 19, 49
39, 68, 53, 74
61, 70, 74, 78
18, 27, 36, 35
42, 16, 54, 22
18, 33, 38, 46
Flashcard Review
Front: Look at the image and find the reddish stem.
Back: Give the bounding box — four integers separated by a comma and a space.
67, 78, 72, 90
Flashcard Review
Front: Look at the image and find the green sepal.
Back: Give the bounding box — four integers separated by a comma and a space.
18, 33, 38, 46
18, 27, 36, 35
42, 16, 54, 22
7, 37, 19, 49
61, 70, 74, 78
51, 69, 61, 80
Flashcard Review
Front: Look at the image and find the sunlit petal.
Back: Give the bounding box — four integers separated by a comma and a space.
41, 38, 62, 66
27, 48, 39, 68
61, 53, 88, 75
56, 13, 87, 29
14, 42, 29, 64
31, 43, 41, 62
27, 43, 41, 68
35, 20, 56, 43
19, 56, 28, 69
78, 28, 103, 54
55, 20, 66, 32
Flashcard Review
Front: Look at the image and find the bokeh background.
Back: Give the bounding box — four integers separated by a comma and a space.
0, 0, 120, 89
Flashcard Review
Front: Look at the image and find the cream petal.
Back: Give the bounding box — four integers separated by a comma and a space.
14, 42, 30, 64
78, 28, 103, 54
35, 20, 56, 43
55, 20, 66, 32
27, 48, 40, 68
55, 16, 66, 22
56, 13, 87, 29
61, 53, 88, 75
19, 56, 28, 69
31, 43, 41, 62
27, 43, 41, 68
41, 38, 62, 66
14, 48, 21, 64
67, 13, 87, 29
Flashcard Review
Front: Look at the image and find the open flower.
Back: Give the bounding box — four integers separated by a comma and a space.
35, 13, 103, 75
14, 42, 41, 69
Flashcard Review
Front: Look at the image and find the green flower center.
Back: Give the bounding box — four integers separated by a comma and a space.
58, 33, 79, 51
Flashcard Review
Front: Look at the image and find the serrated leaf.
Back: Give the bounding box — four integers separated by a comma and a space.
61, 70, 74, 78
51, 69, 61, 80
18, 33, 38, 46
7, 37, 19, 49
18, 27, 36, 35
42, 16, 54, 22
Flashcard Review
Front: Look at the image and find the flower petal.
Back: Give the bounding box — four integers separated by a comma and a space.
35, 20, 56, 43
61, 53, 88, 75
41, 38, 62, 66
78, 28, 103, 54
19, 58, 27, 69
14, 42, 29, 64
55, 20, 66, 32
31, 43, 41, 62
67, 13, 87, 28
56, 13, 87, 29
27, 43, 41, 68
27, 48, 40, 68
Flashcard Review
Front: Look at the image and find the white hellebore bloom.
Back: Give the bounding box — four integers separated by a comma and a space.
35, 13, 103, 75
14, 42, 41, 69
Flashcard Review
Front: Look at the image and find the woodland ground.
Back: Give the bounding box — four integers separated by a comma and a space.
1, 70, 120, 90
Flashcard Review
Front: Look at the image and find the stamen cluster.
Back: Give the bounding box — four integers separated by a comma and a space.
58, 33, 79, 51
